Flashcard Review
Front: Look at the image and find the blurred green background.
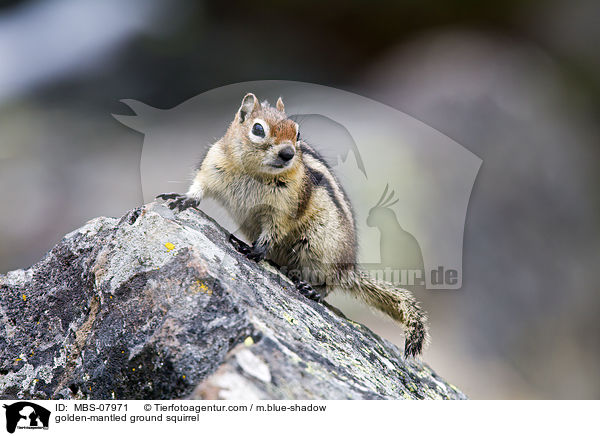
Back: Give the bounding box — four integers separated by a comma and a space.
1, 0, 599, 399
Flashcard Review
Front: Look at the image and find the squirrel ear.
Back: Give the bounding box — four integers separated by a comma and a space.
239, 93, 258, 122
276, 97, 285, 112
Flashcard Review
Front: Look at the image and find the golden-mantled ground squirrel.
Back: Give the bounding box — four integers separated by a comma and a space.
158, 93, 428, 357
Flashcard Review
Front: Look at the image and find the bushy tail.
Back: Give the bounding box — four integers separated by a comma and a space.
340, 271, 429, 358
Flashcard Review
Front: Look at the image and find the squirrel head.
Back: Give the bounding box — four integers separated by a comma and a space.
226, 93, 301, 177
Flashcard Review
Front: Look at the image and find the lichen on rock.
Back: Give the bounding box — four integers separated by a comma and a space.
0, 203, 466, 400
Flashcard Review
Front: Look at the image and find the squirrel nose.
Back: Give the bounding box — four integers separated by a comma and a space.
278, 146, 295, 162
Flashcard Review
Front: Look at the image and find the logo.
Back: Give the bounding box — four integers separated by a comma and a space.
2, 402, 50, 433
114, 80, 481, 289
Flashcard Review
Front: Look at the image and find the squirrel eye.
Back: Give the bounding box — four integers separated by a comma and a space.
252, 123, 265, 138
296, 130, 300, 141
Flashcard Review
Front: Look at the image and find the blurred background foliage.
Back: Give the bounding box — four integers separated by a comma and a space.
0, 0, 599, 399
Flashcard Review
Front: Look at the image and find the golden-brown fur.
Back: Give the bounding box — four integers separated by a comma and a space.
178, 93, 428, 357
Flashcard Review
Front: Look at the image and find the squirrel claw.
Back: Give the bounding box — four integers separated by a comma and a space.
229, 234, 251, 254
156, 193, 179, 200
246, 242, 267, 262
247, 252, 265, 262
295, 280, 322, 302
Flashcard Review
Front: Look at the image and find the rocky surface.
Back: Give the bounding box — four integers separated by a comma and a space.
0, 203, 466, 400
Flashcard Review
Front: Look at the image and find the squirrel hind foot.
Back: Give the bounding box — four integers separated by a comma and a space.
296, 280, 322, 302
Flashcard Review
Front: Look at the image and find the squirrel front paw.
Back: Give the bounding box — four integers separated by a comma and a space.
246, 241, 268, 262
229, 234, 268, 262
156, 193, 199, 212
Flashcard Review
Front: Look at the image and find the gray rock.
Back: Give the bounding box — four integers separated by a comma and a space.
0, 203, 466, 400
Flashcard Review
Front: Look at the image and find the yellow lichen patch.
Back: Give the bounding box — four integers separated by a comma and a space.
22, 294, 26, 301
188, 280, 213, 296
165, 242, 176, 252
283, 313, 298, 325
244, 336, 254, 347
